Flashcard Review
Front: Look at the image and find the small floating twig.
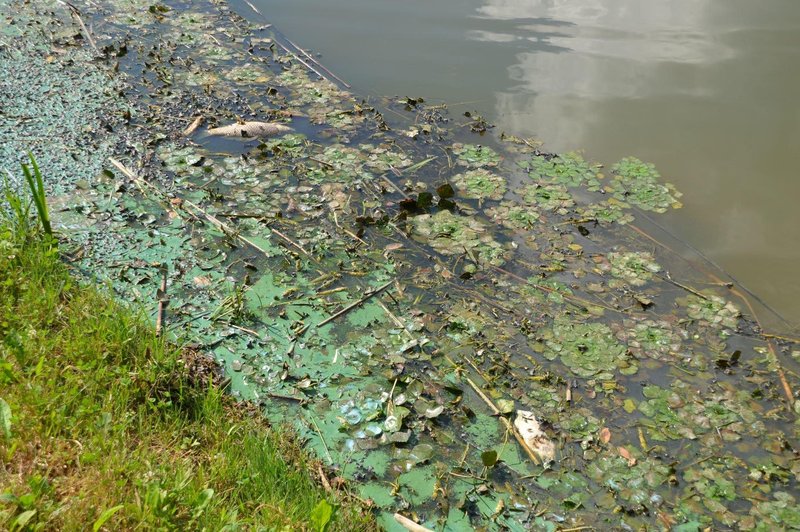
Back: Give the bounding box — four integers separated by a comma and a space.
464, 377, 541, 465
272, 39, 331, 85
60, 1, 99, 55
309, 417, 333, 464
108, 158, 274, 259
659, 272, 709, 300
315, 280, 394, 330
270, 226, 309, 256
182, 116, 204, 136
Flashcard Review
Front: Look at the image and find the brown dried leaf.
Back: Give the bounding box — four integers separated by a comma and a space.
618, 446, 637, 466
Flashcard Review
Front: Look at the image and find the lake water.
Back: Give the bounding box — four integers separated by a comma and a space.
237, 0, 800, 332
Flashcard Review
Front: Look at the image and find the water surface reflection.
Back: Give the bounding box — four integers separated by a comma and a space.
246, 0, 800, 329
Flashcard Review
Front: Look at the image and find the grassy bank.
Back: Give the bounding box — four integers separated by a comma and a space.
0, 185, 374, 530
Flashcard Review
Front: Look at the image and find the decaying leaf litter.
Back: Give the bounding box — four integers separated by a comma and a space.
2, 0, 800, 529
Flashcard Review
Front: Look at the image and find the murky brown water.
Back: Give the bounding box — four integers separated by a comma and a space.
239, 0, 800, 332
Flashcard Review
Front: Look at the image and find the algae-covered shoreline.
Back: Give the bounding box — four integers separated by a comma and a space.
2, 0, 800, 530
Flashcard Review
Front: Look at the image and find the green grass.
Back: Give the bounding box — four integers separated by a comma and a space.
0, 180, 374, 530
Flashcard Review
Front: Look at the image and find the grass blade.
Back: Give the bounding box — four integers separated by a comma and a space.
21, 153, 52, 236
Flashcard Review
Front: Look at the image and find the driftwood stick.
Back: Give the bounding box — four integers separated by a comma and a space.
393, 513, 434, 532
270, 227, 309, 256
272, 39, 331, 84
659, 272, 710, 300
242, 0, 264, 17
315, 281, 393, 329
465, 377, 541, 465
726, 285, 796, 412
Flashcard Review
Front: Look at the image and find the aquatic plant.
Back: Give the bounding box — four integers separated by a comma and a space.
522, 152, 602, 191
576, 198, 634, 225
411, 210, 508, 265
520, 183, 575, 214
485, 201, 540, 230
603, 251, 661, 287
613, 319, 687, 362
681, 293, 741, 330
538, 318, 635, 379
452, 143, 500, 168
609, 157, 682, 212
450, 168, 507, 200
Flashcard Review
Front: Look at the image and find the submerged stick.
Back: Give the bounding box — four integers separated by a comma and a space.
315, 280, 394, 330
730, 285, 795, 411
272, 39, 331, 85
285, 36, 351, 88
155, 265, 168, 337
